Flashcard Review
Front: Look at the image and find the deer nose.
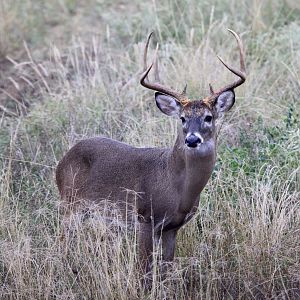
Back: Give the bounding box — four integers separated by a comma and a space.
185, 134, 202, 148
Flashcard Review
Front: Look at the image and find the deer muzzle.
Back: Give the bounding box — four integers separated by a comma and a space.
185, 133, 203, 148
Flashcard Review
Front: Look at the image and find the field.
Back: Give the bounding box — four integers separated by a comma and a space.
0, 0, 300, 299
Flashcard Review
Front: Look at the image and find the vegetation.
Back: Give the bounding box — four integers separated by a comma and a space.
0, 0, 299, 298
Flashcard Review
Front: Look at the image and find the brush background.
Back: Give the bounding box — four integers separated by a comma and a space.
0, 0, 299, 299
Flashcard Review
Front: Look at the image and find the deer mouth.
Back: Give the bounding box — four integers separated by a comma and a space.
185, 138, 215, 155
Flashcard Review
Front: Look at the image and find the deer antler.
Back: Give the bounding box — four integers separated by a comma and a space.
140, 32, 189, 106
203, 29, 246, 107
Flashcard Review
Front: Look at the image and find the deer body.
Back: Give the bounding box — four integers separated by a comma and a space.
56, 29, 246, 273
56, 129, 215, 264
56, 130, 215, 225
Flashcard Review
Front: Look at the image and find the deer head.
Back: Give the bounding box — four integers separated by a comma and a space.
140, 30, 246, 149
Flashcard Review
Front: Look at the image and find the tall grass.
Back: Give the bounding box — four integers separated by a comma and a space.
1, 0, 300, 298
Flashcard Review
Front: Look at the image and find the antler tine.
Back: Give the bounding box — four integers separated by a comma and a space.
216, 29, 246, 92
209, 83, 214, 95
207, 29, 246, 102
230, 29, 246, 74
140, 32, 188, 104
182, 83, 187, 95
143, 31, 153, 74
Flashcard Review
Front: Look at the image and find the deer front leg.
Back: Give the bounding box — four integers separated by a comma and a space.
161, 229, 178, 262
138, 222, 154, 275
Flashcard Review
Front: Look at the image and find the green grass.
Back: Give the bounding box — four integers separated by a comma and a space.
1, 0, 300, 299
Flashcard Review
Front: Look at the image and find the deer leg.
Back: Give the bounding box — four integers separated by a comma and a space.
161, 229, 178, 262
138, 222, 154, 275
153, 229, 178, 278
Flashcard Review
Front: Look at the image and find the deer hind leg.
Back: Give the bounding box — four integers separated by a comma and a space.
59, 186, 82, 241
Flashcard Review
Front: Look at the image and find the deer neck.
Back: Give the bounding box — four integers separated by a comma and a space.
168, 128, 216, 199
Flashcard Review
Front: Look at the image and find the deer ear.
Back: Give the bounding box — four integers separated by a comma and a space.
155, 92, 181, 116
214, 90, 235, 116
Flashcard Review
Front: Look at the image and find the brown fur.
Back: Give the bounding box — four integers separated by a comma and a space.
183, 100, 213, 116
56, 100, 218, 274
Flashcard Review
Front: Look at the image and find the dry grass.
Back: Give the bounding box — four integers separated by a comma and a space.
0, 0, 300, 299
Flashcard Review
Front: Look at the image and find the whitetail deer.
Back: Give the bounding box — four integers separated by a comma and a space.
56, 29, 246, 274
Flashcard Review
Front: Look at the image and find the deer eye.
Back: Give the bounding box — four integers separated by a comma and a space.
180, 117, 186, 124
204, 115, 212, 122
